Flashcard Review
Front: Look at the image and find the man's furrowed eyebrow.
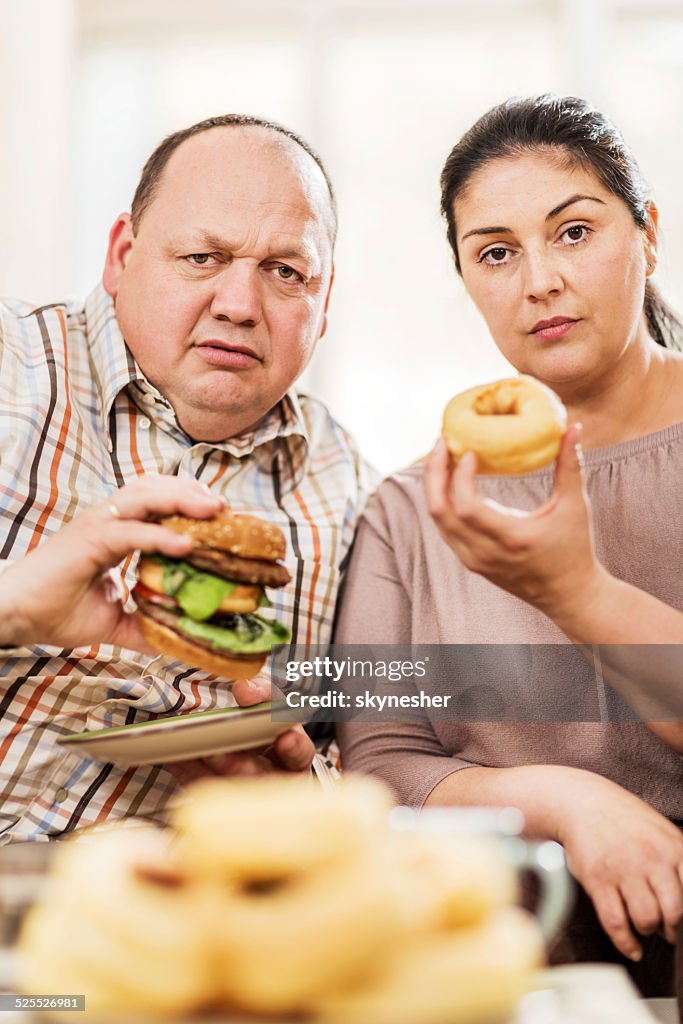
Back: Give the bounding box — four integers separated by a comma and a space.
270, 246, 316, 265
545, 194, 606, 220
460, 194, 607, 244
180, 231, 233, 251
174, 233, 317, 266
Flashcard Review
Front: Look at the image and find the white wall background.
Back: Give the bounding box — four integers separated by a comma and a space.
2, 0, 683, 473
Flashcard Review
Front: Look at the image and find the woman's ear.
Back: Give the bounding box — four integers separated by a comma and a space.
644, 201, 659, 276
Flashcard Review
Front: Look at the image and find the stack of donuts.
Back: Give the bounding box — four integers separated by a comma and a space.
18, 775, 543, 1023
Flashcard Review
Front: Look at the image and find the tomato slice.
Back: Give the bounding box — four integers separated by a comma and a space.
133, 582, 180, 611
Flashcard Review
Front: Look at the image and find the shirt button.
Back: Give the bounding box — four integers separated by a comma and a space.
139, 417, 151, 430
54, 787, 69, 803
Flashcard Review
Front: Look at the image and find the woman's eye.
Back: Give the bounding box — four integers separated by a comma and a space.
562, 224, 590, 245
480, 247, 511, 266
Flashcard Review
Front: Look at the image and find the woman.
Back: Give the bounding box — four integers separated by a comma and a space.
335, 95, 683, 994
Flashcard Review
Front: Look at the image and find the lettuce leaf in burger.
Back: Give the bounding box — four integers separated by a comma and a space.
133, 510, 291, 681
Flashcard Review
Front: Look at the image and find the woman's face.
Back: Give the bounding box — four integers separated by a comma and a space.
454, 151, 656, 390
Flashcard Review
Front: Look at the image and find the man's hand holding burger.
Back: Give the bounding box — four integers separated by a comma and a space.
0, 475, 313, 776
0, 476, 225, 650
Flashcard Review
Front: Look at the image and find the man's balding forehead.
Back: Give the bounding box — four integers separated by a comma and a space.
230, 127, 336, 242
131, 114, 338, 243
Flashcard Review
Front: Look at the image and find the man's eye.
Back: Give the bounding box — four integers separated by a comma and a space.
275, 265, 302, 282
480, 247, 510, 266
186, 254, 214, 266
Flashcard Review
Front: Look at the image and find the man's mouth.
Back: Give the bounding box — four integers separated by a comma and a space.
195, 341, 262, 368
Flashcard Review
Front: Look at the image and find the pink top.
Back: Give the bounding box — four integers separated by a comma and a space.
334, 422, 683, 816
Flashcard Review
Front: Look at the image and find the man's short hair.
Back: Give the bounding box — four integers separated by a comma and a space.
131, 114, 337, 241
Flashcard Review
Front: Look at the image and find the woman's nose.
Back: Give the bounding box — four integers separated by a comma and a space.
523, 250, 564, 302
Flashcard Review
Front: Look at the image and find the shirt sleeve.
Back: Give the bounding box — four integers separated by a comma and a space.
333, 490, 478, 807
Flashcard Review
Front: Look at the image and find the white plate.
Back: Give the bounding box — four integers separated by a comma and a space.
514, 965, 660, 1023
57, 701, 299, 768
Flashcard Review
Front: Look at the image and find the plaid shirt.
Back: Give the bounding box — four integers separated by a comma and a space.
0, 285, 375, 842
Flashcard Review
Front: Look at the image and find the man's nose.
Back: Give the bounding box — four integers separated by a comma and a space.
209, 261, 262, 325
523, 249, 564, 302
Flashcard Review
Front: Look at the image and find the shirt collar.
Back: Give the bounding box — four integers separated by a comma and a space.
85, 283, 146, 433
221, 389, 310, 457
84, 282, 310, 462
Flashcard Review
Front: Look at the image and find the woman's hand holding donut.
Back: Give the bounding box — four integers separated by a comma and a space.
428, 425, 683, 746
425, 424, 607, 626
556, 775, 683, 961
0, 476, 225, 651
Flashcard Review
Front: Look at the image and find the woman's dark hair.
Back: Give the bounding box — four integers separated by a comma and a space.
440, 94, 682, 350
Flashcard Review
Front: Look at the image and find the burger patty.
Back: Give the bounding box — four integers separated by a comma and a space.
136, 599, 266, 661
187, 546, 291, 588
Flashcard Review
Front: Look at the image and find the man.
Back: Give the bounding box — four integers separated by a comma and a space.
0, 115, 374, 842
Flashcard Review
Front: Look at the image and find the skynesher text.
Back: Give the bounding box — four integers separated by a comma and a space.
285, 691, 451, 710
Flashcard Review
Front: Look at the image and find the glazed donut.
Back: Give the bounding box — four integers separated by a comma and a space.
18, 826, 213, 1018
315, 907, 543, 1024
172, 773, 394, 881
208, 847, 407, 1015
389, 832, 518, 932
442, 375, 567, 475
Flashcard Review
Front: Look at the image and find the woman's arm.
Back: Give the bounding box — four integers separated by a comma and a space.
333, 488, 474, 806
335, 478, 683, 961
427, 762, 683, 961
425, 427, 683, 750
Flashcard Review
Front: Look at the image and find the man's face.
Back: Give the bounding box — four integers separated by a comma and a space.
103, 127, 334, 442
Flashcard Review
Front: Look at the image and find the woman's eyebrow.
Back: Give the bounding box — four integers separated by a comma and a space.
460, 194, 607, 243
460, 224, 510, 242
545, 194, 606, 220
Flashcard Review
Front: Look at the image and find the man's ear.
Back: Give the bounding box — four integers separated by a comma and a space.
102, 214, 135, 298
318, 265, 335, 340
644, 201, 659, 277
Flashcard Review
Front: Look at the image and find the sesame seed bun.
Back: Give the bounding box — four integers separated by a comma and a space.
160, 510, 287, 562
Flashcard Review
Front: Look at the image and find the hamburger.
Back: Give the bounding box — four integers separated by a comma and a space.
133, 510, 292, 681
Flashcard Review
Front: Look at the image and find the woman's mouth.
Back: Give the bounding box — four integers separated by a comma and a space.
529, 317, 579, 341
